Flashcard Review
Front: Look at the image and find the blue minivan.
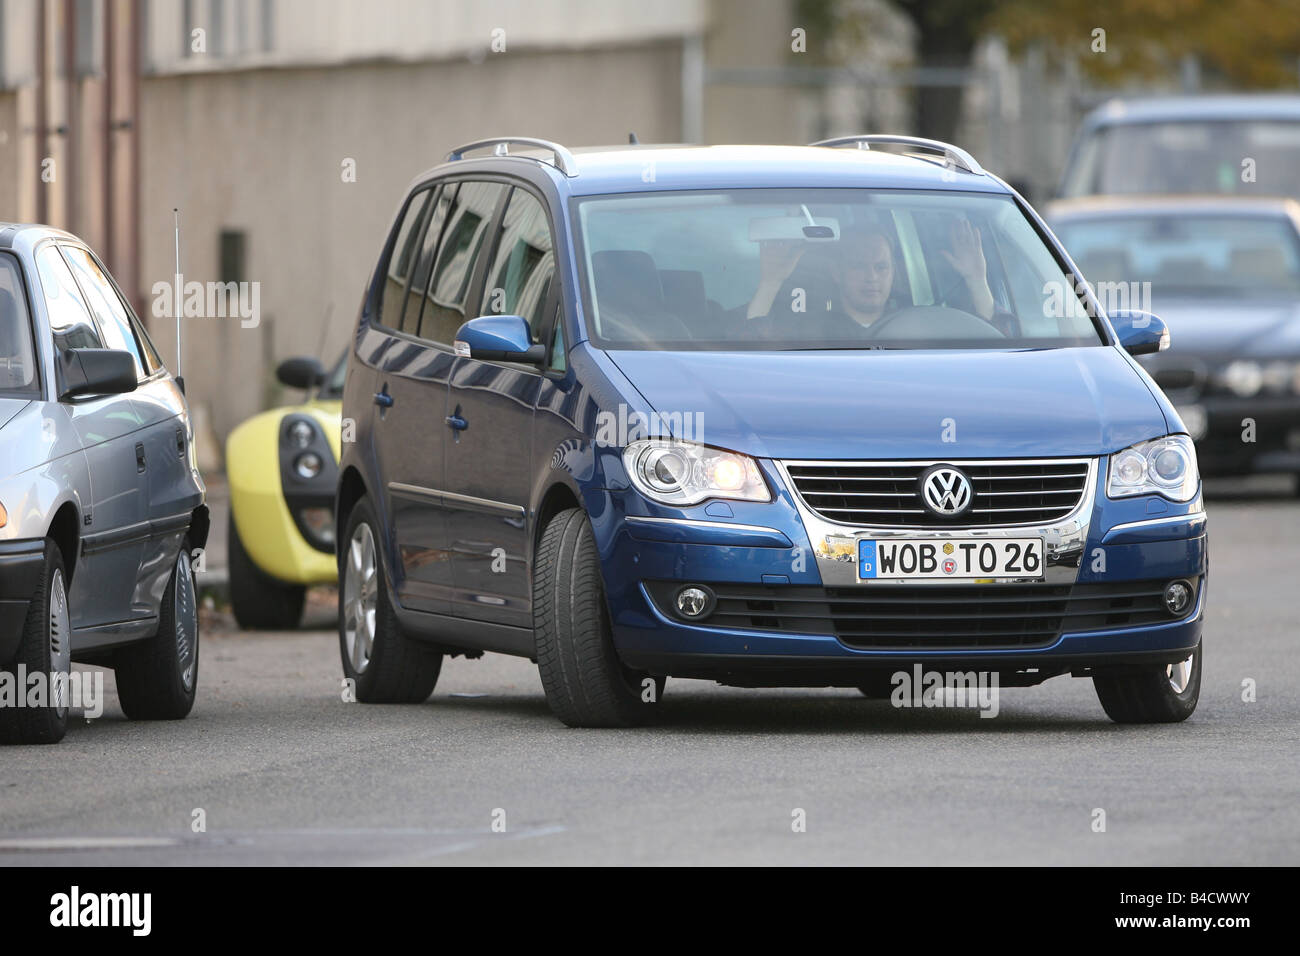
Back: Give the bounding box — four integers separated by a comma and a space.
336, 136, 1207, 727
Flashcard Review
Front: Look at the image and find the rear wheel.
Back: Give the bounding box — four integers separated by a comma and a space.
338, 498, 441, 703
0, 541, 70, 745
534, 508, 664, 728
228, 512, 306, 630
1093, 642, 1201, 724
115, 538, 200, 720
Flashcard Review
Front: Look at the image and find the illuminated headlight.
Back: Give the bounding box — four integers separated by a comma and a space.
1107, 435, 1199, 502
0, 500, 6, 529
294, 451, 323, 479
1221, 360, 1263, 397
623, 440, 770, 506
287, 419, 316, 449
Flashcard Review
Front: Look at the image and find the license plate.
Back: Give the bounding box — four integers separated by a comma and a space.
858, 537, 1045, 581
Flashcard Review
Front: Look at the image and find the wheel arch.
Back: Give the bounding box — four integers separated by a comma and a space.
46, 500, 79, 582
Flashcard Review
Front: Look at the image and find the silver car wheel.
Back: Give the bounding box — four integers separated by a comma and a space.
174, 550, 198, 692
49, 568, 71, 718
1167, 652, 1195, 695
343, 523, 378, 674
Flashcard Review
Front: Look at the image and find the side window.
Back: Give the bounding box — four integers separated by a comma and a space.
61, 246, 146, 379
377, 186, 434, 330
402, 184, 455, 336
420, 181, 508, 345
484, 188, 555, 341
35, 245, 103, 354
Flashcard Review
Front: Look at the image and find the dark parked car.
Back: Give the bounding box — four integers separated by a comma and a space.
335, 136, 1206, 728
0, 223, 208, 744
1050, 196, 1300, 485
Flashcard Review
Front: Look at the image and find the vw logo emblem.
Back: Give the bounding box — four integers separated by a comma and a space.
920, 465, 973, 517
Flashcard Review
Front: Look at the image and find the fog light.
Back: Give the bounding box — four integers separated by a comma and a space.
294, 451, 323, 479
675, 586, 712, 618
1164, 580, 1193, 616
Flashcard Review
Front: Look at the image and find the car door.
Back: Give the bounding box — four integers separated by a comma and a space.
62, 243, 192, 616
33, 243, 148, 629
444, 185, 556, 628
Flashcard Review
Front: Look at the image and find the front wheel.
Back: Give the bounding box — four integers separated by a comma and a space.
338, 498, 441, 703
228, 512, 306, 630
114, 537, 200, 720
0, 541, 70, 745
1093, 642, 1201, 724
533, 508, 664, 728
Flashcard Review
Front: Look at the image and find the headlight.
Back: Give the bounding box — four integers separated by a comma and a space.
294, 451, 323, 479
623, 440, 770, 506
1221, 360, 1263, 397
0, 500, 6, 529
1107, 435, 1199, 502
286, 419, 316, 449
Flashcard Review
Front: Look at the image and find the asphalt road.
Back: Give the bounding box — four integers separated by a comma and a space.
1, 479, 1297, 866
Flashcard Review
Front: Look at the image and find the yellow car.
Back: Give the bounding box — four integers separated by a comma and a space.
225, 354, 343, 629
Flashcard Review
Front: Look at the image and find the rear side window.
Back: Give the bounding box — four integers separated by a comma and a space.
35, 245, 104, 354
376, 186, 434, 329
62, 245, 147, 379
402, 185, 455, 335
420, 181, 508, 344
0, 254, 38, 395
484, 188, 555, 340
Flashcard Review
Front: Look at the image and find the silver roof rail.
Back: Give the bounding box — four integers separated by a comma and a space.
810, 135, 985, 176
445, 137, 578, 177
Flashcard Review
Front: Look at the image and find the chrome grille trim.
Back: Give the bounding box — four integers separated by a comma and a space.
781, 457, 1094, 529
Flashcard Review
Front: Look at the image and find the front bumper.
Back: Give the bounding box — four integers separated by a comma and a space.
597, 459, 1207, 683
0, 538, 46, 662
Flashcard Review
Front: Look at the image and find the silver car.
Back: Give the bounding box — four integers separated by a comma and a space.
0, 223, 207, 744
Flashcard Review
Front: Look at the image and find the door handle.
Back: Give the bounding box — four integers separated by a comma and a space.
374, 388, 393, 408
445, 414, 468, 431
135, 442, 147, 473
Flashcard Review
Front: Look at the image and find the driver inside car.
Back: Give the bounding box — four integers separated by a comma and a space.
744, 219, 997, 337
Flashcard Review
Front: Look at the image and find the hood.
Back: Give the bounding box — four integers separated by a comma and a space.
606, 346, 1168, 460
0, 398, 30, 433
1140, 297, 1300, 359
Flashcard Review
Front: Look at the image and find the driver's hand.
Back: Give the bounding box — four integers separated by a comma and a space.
757, 239, 805, 286
941, 218, 986, 281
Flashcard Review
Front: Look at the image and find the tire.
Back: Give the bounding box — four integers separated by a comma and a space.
114, 537, 200, 720
228, 512, 306, 630
856, 672, 896, 699
1093, 642, 1201, 724
338, 497, 441, 703
534, 508, 664, 728
0, 541, 70, 745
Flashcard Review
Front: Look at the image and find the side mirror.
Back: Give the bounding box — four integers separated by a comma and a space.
1110, 309, 1170, 356
60, 348, 137, 399
277, 356, 325, 390
454, 315, 546, 364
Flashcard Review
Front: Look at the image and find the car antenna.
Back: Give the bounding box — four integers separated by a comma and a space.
173, 208, 184, 393
628, 131, 639, 145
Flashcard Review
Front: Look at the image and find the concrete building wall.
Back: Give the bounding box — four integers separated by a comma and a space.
139, 39, 686, 444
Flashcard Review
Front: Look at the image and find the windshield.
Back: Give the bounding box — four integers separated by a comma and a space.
575, 188, 1103, 351
0, 254, 38, 396
1055, 214, 1300, 299
1062, 120, 1300, 198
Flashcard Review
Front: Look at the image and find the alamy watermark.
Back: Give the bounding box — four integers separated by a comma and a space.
151, 273, 261, 328
0, 665, 104, 719
889, 665, 1000, 718
594, 402, 704, 447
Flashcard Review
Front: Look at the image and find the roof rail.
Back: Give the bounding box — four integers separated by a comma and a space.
445, 137, 578, 177
810, 135, 984, 176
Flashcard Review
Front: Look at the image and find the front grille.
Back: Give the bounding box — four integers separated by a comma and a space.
784, 459, 1091, 527
649, 579, 1188, 651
